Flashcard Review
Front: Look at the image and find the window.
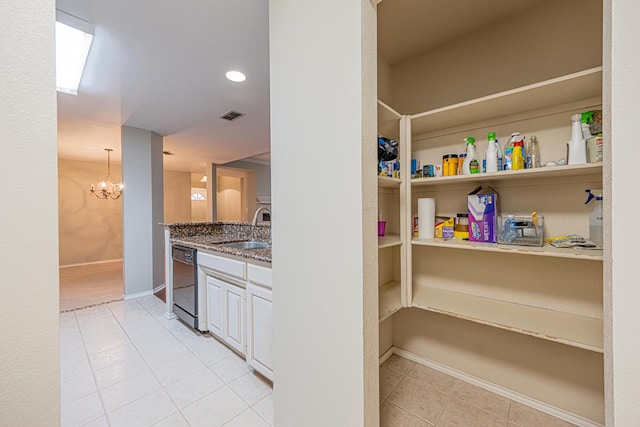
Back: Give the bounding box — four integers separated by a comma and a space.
191, 192, 205, 201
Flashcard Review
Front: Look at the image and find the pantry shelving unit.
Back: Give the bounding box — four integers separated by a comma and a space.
376, 1, 605, 424
377, 101, 407, 324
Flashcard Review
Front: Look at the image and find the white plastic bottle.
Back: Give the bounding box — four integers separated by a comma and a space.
462, 137, 479, 175
485, 134, 498, 173
585, 189, 603, 247
568, 114, 587, 165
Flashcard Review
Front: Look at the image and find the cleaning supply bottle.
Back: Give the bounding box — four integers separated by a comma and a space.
487, 132, 502, 171
485, 133, 498, 173
585, 189, 603, 247
504, 133, 521, 170
526, 135, 541, 169
506, 133, 525, 170
568, 114, 587, 165
462, 137, 479, 175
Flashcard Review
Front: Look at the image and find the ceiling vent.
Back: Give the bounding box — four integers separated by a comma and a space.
219, 110, 245, 121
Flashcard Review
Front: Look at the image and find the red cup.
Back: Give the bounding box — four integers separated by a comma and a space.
378, 220, 387, 237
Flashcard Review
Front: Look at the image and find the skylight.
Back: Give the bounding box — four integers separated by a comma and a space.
56, 10, 94, 95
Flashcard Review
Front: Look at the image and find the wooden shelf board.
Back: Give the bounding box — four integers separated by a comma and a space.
411, 163, 602, 188
412, 286, 603, 353
379, 234, 402, 249
378, 100, 402, 139
412, 238, 602, 261
411, 67, 603, 136
380, 280, 402, 322
378, 175, 402, 188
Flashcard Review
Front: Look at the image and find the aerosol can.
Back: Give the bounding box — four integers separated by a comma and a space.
585, 189, 603, 247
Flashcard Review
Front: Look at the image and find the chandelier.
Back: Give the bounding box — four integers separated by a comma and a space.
90, 148, 123, 200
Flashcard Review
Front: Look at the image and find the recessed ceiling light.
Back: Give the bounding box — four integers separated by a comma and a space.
225, 71, 246, 83
55, 10, 94, 95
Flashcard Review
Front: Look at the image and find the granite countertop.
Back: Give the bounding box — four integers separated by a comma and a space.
166, 222, 271, 264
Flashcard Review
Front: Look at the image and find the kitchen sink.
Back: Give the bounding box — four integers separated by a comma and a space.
220, 241, 271, 250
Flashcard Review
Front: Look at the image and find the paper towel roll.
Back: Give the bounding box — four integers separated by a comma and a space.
418, 198, 436, 239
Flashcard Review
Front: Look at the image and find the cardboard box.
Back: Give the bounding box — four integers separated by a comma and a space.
468, 186, 499, 243
434, 217, 454, 239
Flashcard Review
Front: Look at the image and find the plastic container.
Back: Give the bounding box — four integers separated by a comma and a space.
585, 189, 603, 247
568, 114, 587, 165
526, 135, 541, 169
442, 154, 458, 176
497, 214, 544, 247
454, 213, 469, 239
462, 137, 479, 175
378, 220, 387, 237
485, 134, 499, 173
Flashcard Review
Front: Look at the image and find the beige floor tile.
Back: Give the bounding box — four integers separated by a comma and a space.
380, 366, 404, 402
450, 379, 510, 419
223, 408, 270, 427
380, 400, 430, 427
508, 401, 576, 427
252, 393, 274, 426
406, 363, 457, 395
107, 389, 177, 427
387, 377, 448, 425
438, 398, 507, 427
181, 385, 249, 427
229, 371, 273, 405
165, 367, 225, 409
382, 354, 416, 375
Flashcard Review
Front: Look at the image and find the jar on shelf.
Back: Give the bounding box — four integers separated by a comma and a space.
454, 213, 469, 239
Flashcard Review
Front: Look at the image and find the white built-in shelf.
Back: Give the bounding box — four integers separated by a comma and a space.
379, 280, 402, 322
411, 67, 603, 136
411, 163, 602, 188
379, 234, 402, 249
378, 100, 402, 139
378, 175, 402, 188
412, 286, 603, 353
412, 238, 603, 261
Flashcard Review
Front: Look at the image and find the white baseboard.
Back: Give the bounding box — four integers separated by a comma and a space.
60, 258, 123, 268
153, 283, 166, 293
386, 347, 601, 427
123, 289, 154, 300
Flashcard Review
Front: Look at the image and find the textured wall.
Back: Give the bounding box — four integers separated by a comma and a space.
0, 0, 60, 423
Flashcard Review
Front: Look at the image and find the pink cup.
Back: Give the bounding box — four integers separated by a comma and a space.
378, 220, 387, 237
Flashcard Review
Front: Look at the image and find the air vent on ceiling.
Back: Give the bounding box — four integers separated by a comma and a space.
163, 151, 175, 156
219, 110, 245, 121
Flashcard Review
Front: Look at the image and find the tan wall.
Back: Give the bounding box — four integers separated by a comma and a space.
164, 170, 191, 223
59, 159, 191, 266
377, 55, 393, 105
389, 0, 603, 114
191, 172, 207, 189
58, 158, 123, 266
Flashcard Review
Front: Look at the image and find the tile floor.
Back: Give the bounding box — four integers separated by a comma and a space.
60, 295, 273, 427
379, 354, 577, 427
60, 261, 123, 312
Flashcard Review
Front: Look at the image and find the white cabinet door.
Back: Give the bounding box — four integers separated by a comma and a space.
225, 284, 246, 354
207, 277, 224, 338
247, 283, 273, 380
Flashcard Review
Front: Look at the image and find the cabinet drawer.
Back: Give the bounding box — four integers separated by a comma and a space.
247, 263, 272, 288
198, 251, 246, 280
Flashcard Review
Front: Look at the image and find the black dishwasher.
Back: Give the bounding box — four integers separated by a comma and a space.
172, 245, 199, 330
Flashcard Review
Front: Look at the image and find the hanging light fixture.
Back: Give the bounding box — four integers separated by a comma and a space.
90, 148, 123, 199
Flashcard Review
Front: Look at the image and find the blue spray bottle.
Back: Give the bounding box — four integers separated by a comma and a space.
585, 189, 603, 247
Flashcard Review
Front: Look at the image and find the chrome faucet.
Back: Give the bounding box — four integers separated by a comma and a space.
252, 206, 271, 226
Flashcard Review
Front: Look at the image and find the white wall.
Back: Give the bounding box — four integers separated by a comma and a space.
222, 159, 271, 198
269, 1, 378, 425
605, 0, 640, 424
0, 0, 60, 423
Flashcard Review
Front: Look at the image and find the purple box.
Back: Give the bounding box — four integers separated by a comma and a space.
468, 186, 499, 243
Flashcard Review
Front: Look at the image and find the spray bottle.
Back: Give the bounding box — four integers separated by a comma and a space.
568, 114, 587, 164
462, 137, 479, 175
585, 189, 603, 247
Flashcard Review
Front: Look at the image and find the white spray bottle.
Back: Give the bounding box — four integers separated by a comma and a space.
568, 114, 587, 164
585, 189, 603, 247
